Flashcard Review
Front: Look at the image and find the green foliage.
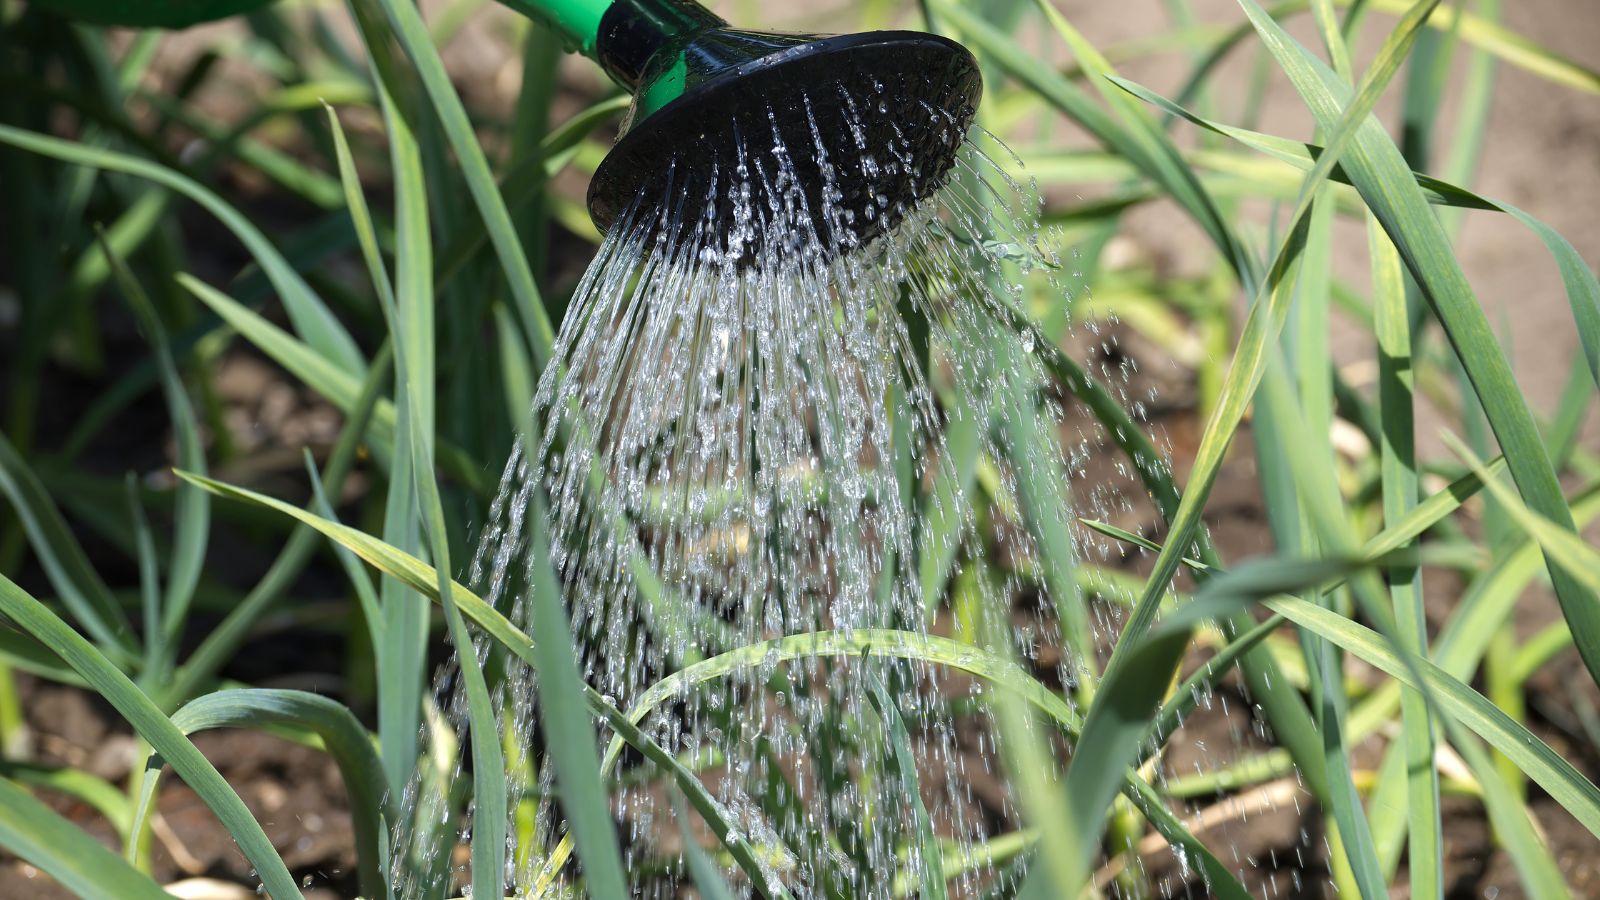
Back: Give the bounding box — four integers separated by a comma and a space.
0, 0, 1596, 897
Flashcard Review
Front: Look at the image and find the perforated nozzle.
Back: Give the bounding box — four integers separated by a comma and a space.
588, 21, 982, 258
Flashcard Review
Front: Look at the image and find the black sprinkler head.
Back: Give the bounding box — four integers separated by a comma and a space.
588, 2, 982, 258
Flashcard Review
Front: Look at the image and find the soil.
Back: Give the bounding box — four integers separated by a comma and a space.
3, 0, 1598, 897
7, 681, 358, 899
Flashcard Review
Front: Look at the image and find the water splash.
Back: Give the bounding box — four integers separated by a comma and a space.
386, 72, 1295, 898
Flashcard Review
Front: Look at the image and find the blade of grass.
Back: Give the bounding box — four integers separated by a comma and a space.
1346, 0, 1599, 95
176, 274, 490, 495
0, 432, 136, 661
1177, 483, 1600, 799
1267, 594, 1600, 840
1545, 357, 1593, 471
0, 124, 362, 375
1434, 0, 1499, 238
1078, 520, 1213, 571
1394, 0, 1451, 169
936, 0, 1256, 289
0, 630, 89, 687
1143, 613, 1285, 764
492, 305, 537, 449
126, 475, 161, 678
45, 79, 373, 351
1443, 435, 1600, 592
377, 65, 511, 900
508, 22, 558, 251
1257, 352, 1389, 896
1000, 343, 1097, 694
1088, 0, 1439, 745
978, 574, 1074, 900
326, 86, 431, 801
1024, 0, 1258, 288
1091, 451, 1507, 583
1010, 555, 1371, 899
0, 574, 301, 899
519, 435, 632, 897
138, 91, 345, 209
674, 794, 740, 900
917, 373, 985, 622
864, 669, 946, 900
0, 776, 171, 900
1251, 14, 1419, 873
304, 451, 383, 649
1002, 305, 1332, 807
0, 759, 130, 840
431, 94, 627, 294
131, 689, 389, 899
1152, 4, 1587, 381
1115, 77, 1600, 388
1370, 217, 1441, 896
1308, 0, 1354, 78
98, 234, 209, 681
360, 0, 555, 366
1448, 716, 1573, 898
1237, 0, 1600, 686
165, 343, 390, 706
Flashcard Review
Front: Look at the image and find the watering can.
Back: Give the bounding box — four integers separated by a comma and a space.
29, 0, 981, 250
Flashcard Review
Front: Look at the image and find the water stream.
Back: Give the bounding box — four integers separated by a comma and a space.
388, 78, 1303, 898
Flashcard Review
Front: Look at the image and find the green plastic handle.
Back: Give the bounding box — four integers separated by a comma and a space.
28, 0, 613, 57
499, 0, 612, 56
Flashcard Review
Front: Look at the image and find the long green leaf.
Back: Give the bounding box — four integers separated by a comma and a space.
1006, 296, 1331, 806
322, 98, 430, 804
0, 575, 301, 899
935, 0, 1255, 288
0, 124, 363, 375
1446, 723, 1572, 899
378, 66, 511, 900
0, 759, 131, 840
176, 274, 489, 496
97, 234, 209, 678
1370, 216, 1441, 897
1268, 595, 1600, 840
433, 94, 629, 292
0, 776, 171, 900
0, 432, 136, 661
305, 451, 382, 648
1237, 0, 1600, 686
1024, 556, 1377, 898
1444, 435, 1600, 593
366, 0, 555, 364
522, 478, 632, 898
1349, 0, 1599, 95
1113, 79, 1600, 395
864, 670, 946, 900
134, 689, 389, 899
673, 795, 739, 900
166, 344, 391, 706
1257, 352, 1388, 897
1100, 0, 1432, 706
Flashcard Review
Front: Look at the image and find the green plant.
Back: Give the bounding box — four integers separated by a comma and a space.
0, 0, 1596, 897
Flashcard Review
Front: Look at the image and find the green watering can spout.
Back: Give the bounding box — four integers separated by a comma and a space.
29, 0, 980, 254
